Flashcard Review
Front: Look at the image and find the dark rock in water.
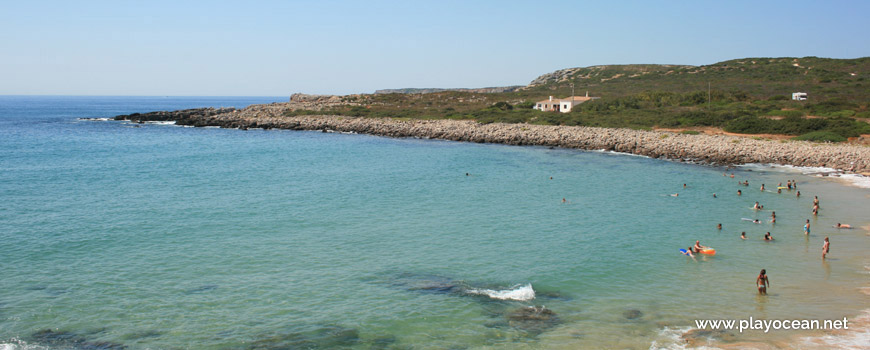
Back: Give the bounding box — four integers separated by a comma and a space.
185, 284, 218, 294
31, 329, 127, 350
391, 273, 463, 295
534, 289, 572, 301
506, 306, 560, 336
366, 334, 397, 350
681, 328, 737, 347
623, 309, 643, 320
121, 330, 162, 340
248, 325, 360, 349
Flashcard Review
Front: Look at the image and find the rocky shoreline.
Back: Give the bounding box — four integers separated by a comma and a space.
114, 103, 870, 173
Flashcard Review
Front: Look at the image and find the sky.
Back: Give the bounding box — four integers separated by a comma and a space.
1, 0, 869, 96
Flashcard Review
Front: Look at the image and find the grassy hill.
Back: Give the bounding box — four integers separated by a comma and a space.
286, 57, 870, 142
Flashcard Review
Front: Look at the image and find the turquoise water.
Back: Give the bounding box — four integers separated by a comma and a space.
2, 96, 869, 349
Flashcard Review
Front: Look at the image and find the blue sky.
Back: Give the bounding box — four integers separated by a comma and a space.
2, 0, 868, 96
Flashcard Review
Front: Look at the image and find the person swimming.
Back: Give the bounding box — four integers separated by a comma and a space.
737, 190, 742, 196
713, 193, 717, 198
757, 269, 769, 295
670, 193, 679, 197
740, 232, 746, 240
796, 191, 801, 198
717, 223, 722, 230
753, 201, 763, 210
683, 247, 696, 257
835, 223, 852, 229
764, 232, 774, 241
760, 184, 765, 191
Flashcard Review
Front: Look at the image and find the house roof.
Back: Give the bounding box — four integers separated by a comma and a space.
536, 96, 596, 104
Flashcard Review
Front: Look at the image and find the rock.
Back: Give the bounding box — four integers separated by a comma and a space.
31, 329, 127, 350
248, 325, 359, 350
623, 309, 643, 320
681, 328, 737, 347
506, 306, 560, 336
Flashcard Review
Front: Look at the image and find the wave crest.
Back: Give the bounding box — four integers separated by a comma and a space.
466, 283, 535, 301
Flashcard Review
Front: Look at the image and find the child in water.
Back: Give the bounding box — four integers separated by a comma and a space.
757, 269, 769, 295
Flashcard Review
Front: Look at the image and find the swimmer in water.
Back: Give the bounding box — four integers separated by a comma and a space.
713, 193, 717, 198
796, 191, 801, 198
753, 219, 761, 224
760, 184, 765, 191
670, 193, 679, 197
717, 223, 722, 230
730, 173, 735, 178
836, 223, 852, 229
737, 190, 742, 196
683, 247, 695, 257
741, 232, 746, 240
822, 237, 830, 259
764, 232, 774, 241
683, 184, 687, 188
777, 188, 782, 194
753, 201, 762, 210
561, 198, 567, 203
757, 269, 769, 295
694, 240, 709, 252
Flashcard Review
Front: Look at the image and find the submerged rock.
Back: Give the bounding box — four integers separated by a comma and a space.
622, 309, 643, 320
248, 325, 360, 349
31, 329, 127, 350
681, 328, 737, 347
506, 306, 560, 336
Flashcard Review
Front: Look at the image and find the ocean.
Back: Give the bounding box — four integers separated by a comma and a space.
1, 96, 868, 349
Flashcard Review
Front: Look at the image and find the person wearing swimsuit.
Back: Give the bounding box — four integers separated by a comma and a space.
822, 237, 830, 259
757, 269, 769, 295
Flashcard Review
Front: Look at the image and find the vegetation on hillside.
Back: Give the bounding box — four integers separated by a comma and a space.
285, 57, 870, 142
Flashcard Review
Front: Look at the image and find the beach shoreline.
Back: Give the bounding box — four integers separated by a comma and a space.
114, 103, 870, 174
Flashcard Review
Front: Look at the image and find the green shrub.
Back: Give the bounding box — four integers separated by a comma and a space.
793, 131, 847, 142
819, 110, 856, 118
681, 130, 700, 135
763, 110, 804, 118
515, 101, 536, 109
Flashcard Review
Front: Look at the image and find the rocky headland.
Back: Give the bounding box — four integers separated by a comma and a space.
114, 101, 870, 174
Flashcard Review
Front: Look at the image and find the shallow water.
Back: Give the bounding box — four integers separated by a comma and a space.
1, 96, 868, 349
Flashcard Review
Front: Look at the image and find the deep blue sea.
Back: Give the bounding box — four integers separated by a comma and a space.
2, 96, 869, 349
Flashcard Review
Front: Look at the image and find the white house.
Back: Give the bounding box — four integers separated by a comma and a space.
792, 92, 808, 101
534, 93, 598, 113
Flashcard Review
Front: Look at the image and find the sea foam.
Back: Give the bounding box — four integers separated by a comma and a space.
466, 283, 535, 301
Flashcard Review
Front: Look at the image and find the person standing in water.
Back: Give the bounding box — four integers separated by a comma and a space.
770, 211, 776, 224
822, 237, 830, 259
741, 232, 746, 240
757, 269, 769, 295
737, 189, 742, 196
760, 184, 765, 191
804, 220, 811, 235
